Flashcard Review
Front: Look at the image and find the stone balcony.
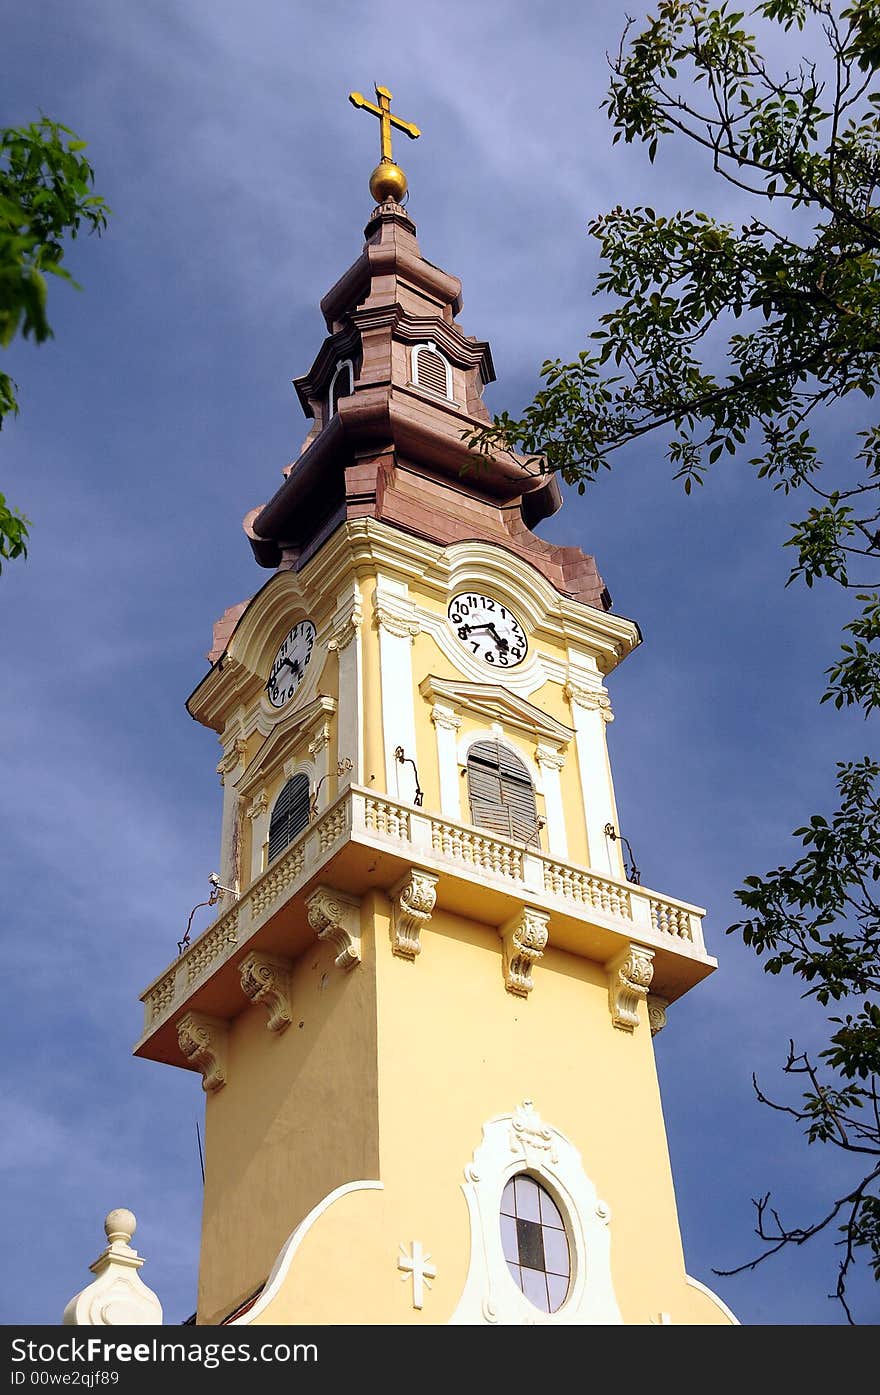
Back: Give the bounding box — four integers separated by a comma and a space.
135, 786, 716, 1070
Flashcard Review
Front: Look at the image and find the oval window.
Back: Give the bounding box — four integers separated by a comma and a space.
500, 1173, 571, 1313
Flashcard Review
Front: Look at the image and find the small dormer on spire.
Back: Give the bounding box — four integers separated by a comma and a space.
349, 83, 421, 205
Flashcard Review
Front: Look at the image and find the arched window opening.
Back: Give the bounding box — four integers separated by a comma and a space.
267, 773, 310, 864
328, 359, 354, 418
412, 342, 452, 399
500, 1173, 571, 1314
466, 739, 539, 843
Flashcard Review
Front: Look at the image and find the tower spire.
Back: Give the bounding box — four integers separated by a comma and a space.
348, 82, 421, 203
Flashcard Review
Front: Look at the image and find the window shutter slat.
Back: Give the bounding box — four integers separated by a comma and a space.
416, 348, 449, 397
267, 773, 311, 863
466, 740, 538, 846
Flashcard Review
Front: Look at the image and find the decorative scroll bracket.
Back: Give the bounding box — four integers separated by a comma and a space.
176, 1011, 229, 1091
239, 951, 293, 1032
390, 868, 439, 960
306, 886, 362, 971
607, 944, 655, 1031
647, 992, 669, 1036
499, 906, 549, 997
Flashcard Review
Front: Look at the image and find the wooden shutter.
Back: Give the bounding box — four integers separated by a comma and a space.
467, 740, 538, 843
267, 773, 310, 863
415, 347, 449, 397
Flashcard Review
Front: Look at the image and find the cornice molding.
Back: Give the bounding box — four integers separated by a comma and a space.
238, 696, 337, 799
420, 676, 573, 746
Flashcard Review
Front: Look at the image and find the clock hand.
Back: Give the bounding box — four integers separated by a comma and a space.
466, 621, 509, 651
267, 655, 300, 690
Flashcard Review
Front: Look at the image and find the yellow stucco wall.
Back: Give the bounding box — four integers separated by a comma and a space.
238, 893, 732, 1325
197, 907, 380, 1325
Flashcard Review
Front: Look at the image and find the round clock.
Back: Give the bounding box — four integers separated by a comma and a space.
266, 619, 316, 708
447, 593, 527, 668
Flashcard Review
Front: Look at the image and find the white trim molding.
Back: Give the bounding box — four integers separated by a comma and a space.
430, 703, 462, 820
375, 577, 420, 803
450, 1101, 622, 1325
231, 1180, 384, 1325
685, 1275, 740, 1325
411, 341, 454, 400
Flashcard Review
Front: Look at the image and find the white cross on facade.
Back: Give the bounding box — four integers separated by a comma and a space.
397, 1240, 437, 1309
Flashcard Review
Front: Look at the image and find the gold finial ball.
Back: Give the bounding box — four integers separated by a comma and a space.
369, 160, 407, 203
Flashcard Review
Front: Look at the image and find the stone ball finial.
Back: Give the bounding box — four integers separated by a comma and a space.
369, 159, 407, 203
104, 1209, 136, 1245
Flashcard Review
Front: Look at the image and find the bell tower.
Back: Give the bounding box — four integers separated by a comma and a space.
134, 87, 737, 1327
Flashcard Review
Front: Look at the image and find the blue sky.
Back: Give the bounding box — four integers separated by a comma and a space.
2, 0, 875, 1326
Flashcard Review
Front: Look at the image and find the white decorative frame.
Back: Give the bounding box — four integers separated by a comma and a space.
450, 1100, 622, 1325
411, 341, 454, 400
328, 358, 354, 417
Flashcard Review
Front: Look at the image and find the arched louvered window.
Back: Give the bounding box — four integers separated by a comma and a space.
267, 773, 310, 864
412, 342, 453, 399
467, 740, 539, 843
328, 359, 354, 418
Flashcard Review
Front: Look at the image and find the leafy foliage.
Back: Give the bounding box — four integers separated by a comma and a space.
466, 1, 880, 1319
0, 116, 109, 570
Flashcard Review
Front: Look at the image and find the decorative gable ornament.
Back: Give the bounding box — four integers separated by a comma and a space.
62, 1210, 162, 1326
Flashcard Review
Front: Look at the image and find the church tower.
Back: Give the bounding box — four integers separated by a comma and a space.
135, 87, 736, 1327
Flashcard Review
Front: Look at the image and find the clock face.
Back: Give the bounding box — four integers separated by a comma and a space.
267, 619, 316, 708
447, 593, 527, 668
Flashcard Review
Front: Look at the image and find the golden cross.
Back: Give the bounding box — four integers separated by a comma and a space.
349, 84, 420, 165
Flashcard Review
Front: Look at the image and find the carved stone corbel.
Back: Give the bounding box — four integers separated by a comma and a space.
499, 907, 550, 997
391, 868, 439, 960
607, 944, 655, 1031
647, 993, 669, 1036
373, 594, 421, 640
327, 595, 364, 652
176, 1011, 228, 1091
563, 681, 614, 723
239, 951, 293, 1032
306, 886, 362, 970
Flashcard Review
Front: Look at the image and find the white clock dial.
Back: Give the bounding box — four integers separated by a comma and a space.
447, 593, 527, 668
267, 619, 316, 708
